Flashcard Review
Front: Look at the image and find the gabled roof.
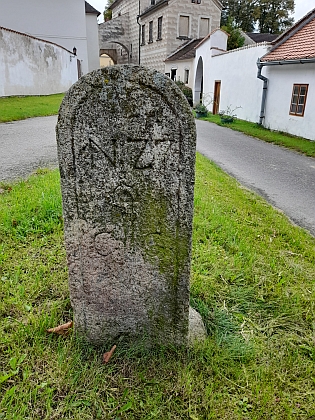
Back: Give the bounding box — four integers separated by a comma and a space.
246, 33, 279, 43
85, 1, 101, 16
194, 28, 229, 49
261, 8, 315, 62
165, 38, 203, 62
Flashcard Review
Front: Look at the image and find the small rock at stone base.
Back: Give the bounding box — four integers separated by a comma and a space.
188, 307, 207, 343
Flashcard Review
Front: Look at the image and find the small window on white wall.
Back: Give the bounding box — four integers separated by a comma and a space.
179, 15, 190, 38
199, 17, 210, 38
184, 69, 189, 84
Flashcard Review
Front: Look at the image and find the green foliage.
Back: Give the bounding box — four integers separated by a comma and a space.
194, 103, 208, 117
1, 162, 315, 418
255, 0, 295, 33
221, 18, 245, 50
221, 0, 295, 34
221, 0, 258, 32
0, 94, 64, 123
175, 81, 193, 106
103, 0, 114, 21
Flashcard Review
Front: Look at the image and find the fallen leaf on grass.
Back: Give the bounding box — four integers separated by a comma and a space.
103, 345, 117, 363
47, 321, 73, 335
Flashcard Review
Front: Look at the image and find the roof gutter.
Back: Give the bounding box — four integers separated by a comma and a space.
257, 57, 315, 125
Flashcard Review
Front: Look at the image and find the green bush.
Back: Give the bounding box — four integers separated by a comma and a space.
175, 80, 193, 106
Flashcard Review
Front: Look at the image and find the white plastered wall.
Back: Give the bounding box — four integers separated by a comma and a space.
164, 59, 194, 88
85, 13, 100, 72
0, 28, 78, 97
0, 0, 89, 74
194, 34, 270, 122
263, 63, 315, 141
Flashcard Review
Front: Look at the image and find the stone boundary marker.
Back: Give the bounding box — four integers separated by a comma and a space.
56, 65, 204, 346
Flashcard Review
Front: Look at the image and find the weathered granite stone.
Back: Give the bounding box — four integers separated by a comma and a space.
56, 65, 196, 346
188, 307, 207, 344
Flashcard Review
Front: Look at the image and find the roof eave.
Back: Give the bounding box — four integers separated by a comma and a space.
259, 57, 315, 66
140, 0, 169, 19
267, 8, 315, 53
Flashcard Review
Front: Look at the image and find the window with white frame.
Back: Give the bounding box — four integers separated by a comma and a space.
149, 21, 153, 43
141, 24, 145, 45
184, 69, 189, 84
199, 17, 210, 38
157, 16, 163, 40
179, 15, 190, 38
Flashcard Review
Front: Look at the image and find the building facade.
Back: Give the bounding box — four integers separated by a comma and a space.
99, 0, 222, 74
0, 0, 100, 75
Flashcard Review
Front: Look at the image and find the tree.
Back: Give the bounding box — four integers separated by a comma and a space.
103, 0, 114, 21
221, 0, 257, 32
221, 17, 245, 50
221, 0, 295, 34
255, 0, 294, 33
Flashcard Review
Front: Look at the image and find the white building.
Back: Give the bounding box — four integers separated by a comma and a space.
194, 31, 270, 121
193, 8, 315, 141
0, 0, 100, 75
0, 27, 78, 97
258, 8, 315, 141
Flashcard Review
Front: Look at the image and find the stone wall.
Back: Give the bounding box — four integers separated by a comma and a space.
0, 27, 78, 97
99, 0, 140, 65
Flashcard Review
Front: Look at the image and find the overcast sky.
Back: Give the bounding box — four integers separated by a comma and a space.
89, 0, 315, 24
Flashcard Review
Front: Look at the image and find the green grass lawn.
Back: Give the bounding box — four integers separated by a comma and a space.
0, 94, 64, 123
1, 155, 315, 419
201, 113, 315, 158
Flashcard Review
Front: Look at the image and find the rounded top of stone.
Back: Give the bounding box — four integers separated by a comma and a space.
58, 65, 195, 129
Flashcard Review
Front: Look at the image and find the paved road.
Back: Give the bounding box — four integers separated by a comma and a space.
0, 116, 58, 181
0, 116, 314, 236
196, 119, 315, 237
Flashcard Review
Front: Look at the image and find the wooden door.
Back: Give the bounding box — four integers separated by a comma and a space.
212, 81, 221, 114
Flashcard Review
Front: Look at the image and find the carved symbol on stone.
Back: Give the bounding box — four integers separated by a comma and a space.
89, 134, 116, 167
112, 185, 135, 215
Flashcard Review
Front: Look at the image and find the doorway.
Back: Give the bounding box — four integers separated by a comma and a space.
213, 81, 221, 114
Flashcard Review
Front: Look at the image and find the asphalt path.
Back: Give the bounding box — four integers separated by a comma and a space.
196, 119, 315, 237
0, 116, 314, 236
0, 115, 58, 182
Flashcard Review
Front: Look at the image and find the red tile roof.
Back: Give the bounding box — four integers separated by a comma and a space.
261, 10, 315, 62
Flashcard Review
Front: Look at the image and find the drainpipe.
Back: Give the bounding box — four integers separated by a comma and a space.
137, 0, 141, 65
257, 60, 268, 126
257, 56, 315, 125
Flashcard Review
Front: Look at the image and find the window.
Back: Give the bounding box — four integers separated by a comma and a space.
141, 24, 145, 45
191, 0, 201, 3
151, 0, 155, 4
149, 21, 153, 43
179, 15, 190, 38
171, 68, 177, 81
157, 16, 163, 40
184, 69, 189, 84
199, 17, 210, 38
290, 84, 308, 116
